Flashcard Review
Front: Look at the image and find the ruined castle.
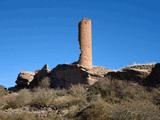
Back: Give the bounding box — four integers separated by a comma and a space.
11, 18, 160, 90
15, 18, 103, 89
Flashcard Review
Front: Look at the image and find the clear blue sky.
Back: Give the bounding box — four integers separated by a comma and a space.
0, 0, 160, 87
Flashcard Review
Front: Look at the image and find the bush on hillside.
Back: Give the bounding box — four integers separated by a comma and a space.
38, 77, 51, 88
77, 100, 160, 120
0, 85, 8, 96
77, 99, 112, 120
4, 89, 32, 109
88, 78, 150, 103
111, 101, 160, 120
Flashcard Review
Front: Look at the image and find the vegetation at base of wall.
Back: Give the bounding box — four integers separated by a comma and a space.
0, 79, 160, 120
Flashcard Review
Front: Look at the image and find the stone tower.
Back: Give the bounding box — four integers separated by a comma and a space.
78, 18, 92, 69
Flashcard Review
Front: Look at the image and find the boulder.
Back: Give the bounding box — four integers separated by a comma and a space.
16, 71, 35, 88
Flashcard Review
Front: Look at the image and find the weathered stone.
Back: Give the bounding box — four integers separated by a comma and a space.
105, 64, 160, 87
50, 64, 112, 88
50, 64, 89, 88
88, 66, 112, 77
29, 64, 50, 88
78, 18, 92, 69
123, 64, 155, 72
35, 64, 50, 80
144, 63, 160, 87
106, 68, 150, 84
16, 71, 35, 88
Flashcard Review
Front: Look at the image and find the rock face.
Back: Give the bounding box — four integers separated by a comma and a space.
50, 64, 89, 88
50, 64, 112, 88
16, 71, 35, 88
124, 64, 155, 72
144, 63, 160, 87
78, 18, 92, 69
14, 64, 111, 89
15, 64, 50, 89
105, 63, 160, 87
29, 64, 50, 88
106, 68, 150, 84
13, 63, 160, 89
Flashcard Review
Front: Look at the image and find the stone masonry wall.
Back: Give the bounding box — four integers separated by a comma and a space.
78, 18, 92, 69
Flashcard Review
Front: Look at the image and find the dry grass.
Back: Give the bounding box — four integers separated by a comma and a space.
1, 79, 160, 120
77, 100, 160, 120
4, 89, 32, 109
38, 77, 51, 88
31, 88, 57, 106
77, 99, 112, 120
0, 85, 8, 97
69, 84, 87, 100
111, 101, 160, 120
0, 111, 63, 120
88, 78, 151, 103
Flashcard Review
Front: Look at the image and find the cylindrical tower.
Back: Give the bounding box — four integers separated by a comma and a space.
78, 18, 92, 69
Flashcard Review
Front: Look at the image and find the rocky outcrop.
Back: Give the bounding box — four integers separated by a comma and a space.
50, 64, 88, 88
144, 63, 160, 87
12, 63, 160, 89
105, 63, 160, 87
16, 71, 35, 88
123, 64, 155, 72
13, 64, 112, 89
29, 64, 50, 88
15, 64, 50, 89
50, 64, 111, 88
106, 68, 150, 84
